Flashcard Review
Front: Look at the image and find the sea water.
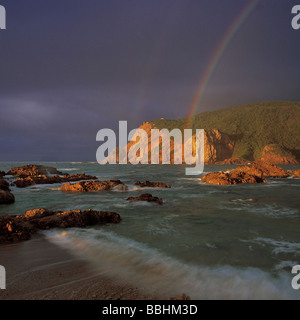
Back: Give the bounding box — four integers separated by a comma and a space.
0, 162, 300, 299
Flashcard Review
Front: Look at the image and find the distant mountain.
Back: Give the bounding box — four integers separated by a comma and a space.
149, 101, 300, 164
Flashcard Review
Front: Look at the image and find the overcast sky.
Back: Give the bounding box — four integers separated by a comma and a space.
0, 0, 299, 161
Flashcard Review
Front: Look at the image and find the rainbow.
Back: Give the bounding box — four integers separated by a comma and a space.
186, 0, 259, 128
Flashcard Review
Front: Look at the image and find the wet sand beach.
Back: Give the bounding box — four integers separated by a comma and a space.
0, 235, 157, 300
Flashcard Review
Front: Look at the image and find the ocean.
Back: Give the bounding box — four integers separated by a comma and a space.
1, 162, 300, 299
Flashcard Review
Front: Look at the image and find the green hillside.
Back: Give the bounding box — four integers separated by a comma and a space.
150, 101, 300, 161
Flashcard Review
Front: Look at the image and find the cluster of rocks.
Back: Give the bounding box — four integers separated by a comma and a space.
6, 164, 97, 188
59, 180, 170, 205
15, 173, 97, 188
201, 161, 297, 185
2, 162, 298, 244
0, 165, 171, 243
0, 164, 98, 204
59, 180, 171, 193
7, 165, 65, 177
1, 165, 171, 208
0, 208, 121, 244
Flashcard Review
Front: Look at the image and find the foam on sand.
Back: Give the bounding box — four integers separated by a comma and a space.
45, 228, 298, 300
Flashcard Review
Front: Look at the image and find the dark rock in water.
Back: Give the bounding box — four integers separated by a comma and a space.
63, 173, 97, 182
60, 179, 126, 192
0, 178, 15, 204
0, 190, 15, 205
7, 164, 66, 177
0, 179, 10, 192
0, 171, 5, 177
135, 181, 171, 188
127, 193, 163, 205
14, 176, 50, 188
168, 293, 191, 300
14, 173, 98, 188
0, 216, 32, 243
0, 208, 121, 244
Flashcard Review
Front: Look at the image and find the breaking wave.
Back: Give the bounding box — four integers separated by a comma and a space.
44, 228, 298, 300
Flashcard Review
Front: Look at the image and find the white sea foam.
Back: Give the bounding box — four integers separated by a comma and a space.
231, 198, 256, 203
274, 261, 299, 271
147, 222, 177, 236
242, 237, 300, 256
227, 203, 298, 218
263, 180, 296, 187
125, 201, 154, 207
121, 184, 140, 192
44, 229, 298, 300
205, 243, 217, 249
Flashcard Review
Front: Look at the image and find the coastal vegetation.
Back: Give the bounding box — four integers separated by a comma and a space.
151, 101, 300, 162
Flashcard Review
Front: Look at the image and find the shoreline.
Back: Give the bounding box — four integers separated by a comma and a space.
0, 234, 157, 300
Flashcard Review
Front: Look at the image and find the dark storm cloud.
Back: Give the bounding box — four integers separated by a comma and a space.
0, 0, 299, 161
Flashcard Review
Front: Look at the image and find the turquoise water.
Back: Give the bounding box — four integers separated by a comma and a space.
1, 162, 300, 299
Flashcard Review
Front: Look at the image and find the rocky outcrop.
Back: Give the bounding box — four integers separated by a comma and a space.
203, 129, 234, 164
201, 170, 267, 185
250, 161, 289, 178
15, 173, 97, 188
135, 181, 171, 188
7, 164, 66, 177
260, 144, 298, 164
0, 171, 5, 177
201, 161, 288, 185
289, 169, 300, 178
111, 122, 234, 164
0, 208, 121, 244
0, 178, 15, 204
127, 193, 163, 205
60, 179, 126, 192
